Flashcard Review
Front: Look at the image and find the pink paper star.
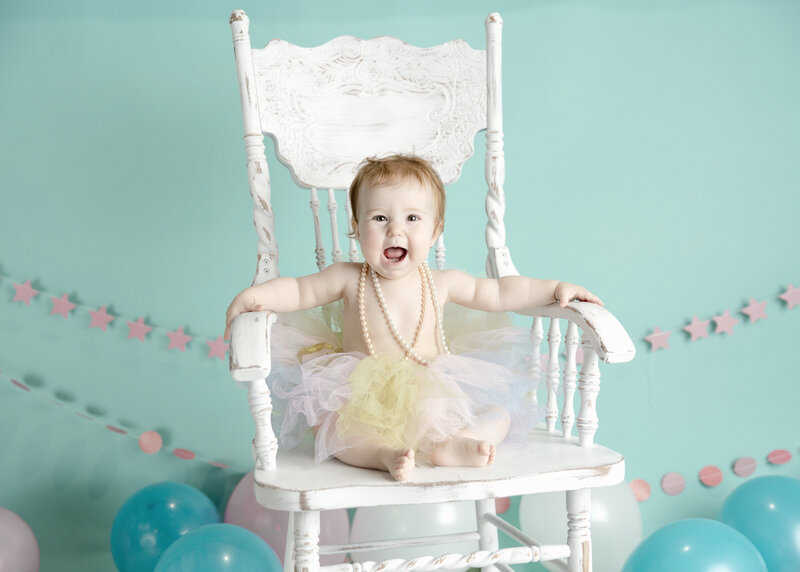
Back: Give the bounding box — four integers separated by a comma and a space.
683, 316, 710, 342
88, 306, 115, 331
167, 326, 192, 351
645, 327, 671, 351
741, 298, 768, 323
127, 317, 153, 342
207, 336, 229, 360
12, 280, 39, 306
50, 293, 76, 318
779, 284, 800, 310
712, 310, 738, 335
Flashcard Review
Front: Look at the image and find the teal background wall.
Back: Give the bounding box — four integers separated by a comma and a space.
1, 0, 799, 570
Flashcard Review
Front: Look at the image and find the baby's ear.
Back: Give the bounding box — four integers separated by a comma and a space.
351, 218, 360, 239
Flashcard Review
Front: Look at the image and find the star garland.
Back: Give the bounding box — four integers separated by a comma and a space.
4, 274, 229, 360
643, 284, 799, 351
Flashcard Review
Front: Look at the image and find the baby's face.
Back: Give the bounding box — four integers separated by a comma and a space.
355, 179, 439, 280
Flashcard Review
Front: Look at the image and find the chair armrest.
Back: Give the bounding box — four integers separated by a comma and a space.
515, 301, 635, 364
229, 311, 277, 382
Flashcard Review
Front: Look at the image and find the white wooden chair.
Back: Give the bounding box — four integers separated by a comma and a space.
227, 10, 636, 572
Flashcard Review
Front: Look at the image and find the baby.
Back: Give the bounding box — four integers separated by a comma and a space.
225, 155, 602, 481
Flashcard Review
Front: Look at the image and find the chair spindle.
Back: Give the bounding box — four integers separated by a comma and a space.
526, 317, 544, 410
345, 191, 360, 262
310, 188, 327, 271
577, 343, 600, 447
435, 234, 446, 270
561, 322, 579, 439
545, 319, 562, 432
327, 189, 343, 263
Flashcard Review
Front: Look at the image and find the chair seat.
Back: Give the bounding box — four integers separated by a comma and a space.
253, 428, 624, 512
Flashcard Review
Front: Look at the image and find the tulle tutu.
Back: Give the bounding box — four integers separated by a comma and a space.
266, 302, 543, 463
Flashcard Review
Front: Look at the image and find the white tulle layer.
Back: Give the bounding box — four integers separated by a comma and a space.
265, 305, 544, 463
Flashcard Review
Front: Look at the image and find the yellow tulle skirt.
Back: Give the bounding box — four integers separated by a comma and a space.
266, 303, 543, 462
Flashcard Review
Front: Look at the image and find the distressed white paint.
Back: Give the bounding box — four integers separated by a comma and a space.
310, 188, 326, 271
566, 489, 591, 572
545, 319, 562, 433
562, 322, 579, 439
250, 36, 486, 190
435, 234, 446, 270
344, 192, 360, 262
327, 190, 343, 263
228, 9, 637, 572
577, 345, 601, 448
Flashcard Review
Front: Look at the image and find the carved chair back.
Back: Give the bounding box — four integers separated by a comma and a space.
230, 11, 517, 286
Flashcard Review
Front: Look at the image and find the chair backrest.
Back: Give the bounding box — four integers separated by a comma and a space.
230, 10, 518, 286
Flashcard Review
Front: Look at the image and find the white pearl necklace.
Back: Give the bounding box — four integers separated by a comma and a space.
358, 261, 450, 365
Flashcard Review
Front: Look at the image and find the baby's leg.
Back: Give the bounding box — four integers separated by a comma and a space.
333, 440, 416, 482
430, 406, 510, 468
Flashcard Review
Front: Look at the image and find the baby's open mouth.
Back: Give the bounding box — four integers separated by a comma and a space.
384, 247, 407, 263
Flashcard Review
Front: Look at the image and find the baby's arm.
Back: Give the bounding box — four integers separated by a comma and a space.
440, 270, 603, 312
224, 263, 351, 339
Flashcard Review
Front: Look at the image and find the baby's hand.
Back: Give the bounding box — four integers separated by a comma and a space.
224, 288, 266, 340
554, 282, 604, 308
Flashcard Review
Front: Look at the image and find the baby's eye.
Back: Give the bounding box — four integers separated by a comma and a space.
407, 214, 419, 222
373, 215, 387, 222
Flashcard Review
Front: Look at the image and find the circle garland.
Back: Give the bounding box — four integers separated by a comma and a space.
1, 368, 246, 472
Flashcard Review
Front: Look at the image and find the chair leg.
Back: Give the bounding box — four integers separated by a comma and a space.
566, 489, 591, 572
285, 512, 296, 572
475, 498, 499, 572
293, 510, 321, 572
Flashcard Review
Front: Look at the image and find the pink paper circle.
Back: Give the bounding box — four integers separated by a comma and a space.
495, 497, 511, 514
10, 379, 30, 391
661, 472, 685, 496
733, 456, 757, 477
138, 430, 163, 454
173, 448, 196, 460
630, 479, 651, 502
767, 449, 792, 465
699, 465, 723, 487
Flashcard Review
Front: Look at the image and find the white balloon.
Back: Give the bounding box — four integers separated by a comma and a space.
519, 482, 642, 572
350, 502, 478, 570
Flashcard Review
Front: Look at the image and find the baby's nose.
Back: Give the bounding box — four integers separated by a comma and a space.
387, 222, 402, 236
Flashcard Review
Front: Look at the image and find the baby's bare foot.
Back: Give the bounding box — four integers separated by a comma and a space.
381, 448, 415, 481
431, 437, 493, 467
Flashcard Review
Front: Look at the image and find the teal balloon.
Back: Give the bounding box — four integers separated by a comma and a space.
155, 523, 282, 572
622, 518, 766, 572
111, 481, 220, 572
719, 476, 800, 571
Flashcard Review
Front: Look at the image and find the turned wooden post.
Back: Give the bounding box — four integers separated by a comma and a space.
562, 322, 579, 439
230, 10, 280, 285
577, 343, 601, 447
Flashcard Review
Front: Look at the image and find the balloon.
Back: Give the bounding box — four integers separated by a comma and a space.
719, 475, 800, 571
622, 519, 766, 572
224, 471, 349, 564
0, 507, 39, 572
350, 502, 477, 569
110, 481, 220, 572
519, 482, 642, 572
155, 523, 281, 572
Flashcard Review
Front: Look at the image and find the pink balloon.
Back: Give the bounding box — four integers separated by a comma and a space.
0, 507, 39, 572
224, 471, 349, 565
